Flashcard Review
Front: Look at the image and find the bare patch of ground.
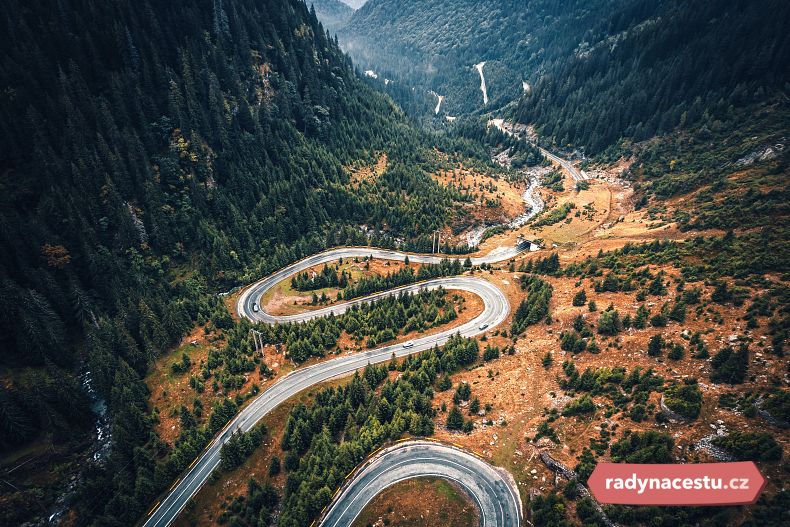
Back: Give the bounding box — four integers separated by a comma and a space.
436, 264, 789, 505
146, 326, 244, 446
351, 477, 479, 527
432, 164, 526, 220
348, 153, 388, 187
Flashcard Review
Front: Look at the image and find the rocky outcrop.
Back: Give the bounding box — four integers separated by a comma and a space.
539, 452, 616, 527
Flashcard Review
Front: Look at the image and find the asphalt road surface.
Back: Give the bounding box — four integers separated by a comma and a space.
143, 246, 524, 527
489, 118, 585, 181
236, 245, 528, 324
538, 147, 586, 182
319, 440, 521, 527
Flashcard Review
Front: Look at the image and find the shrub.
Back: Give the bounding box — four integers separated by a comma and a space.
712, 432, 782, 461
447, 406, 464, 431
669, 301, 687, 323
573, 289, 587, 306
762, 390, 790, 424
542, 352, 553, 368
710, 345, 749, 384
483, 345, 500, 361
597, 307, 623, 336
647, 334, 664, 356
711, 281, 732, 303
668, 343, 684, 360
560, 331, 587, 354
664, 381, 702, 419
611, 431, 673, 463
562, 394, 596, 417
268, 456, 281, 477
630, 404, 647, 422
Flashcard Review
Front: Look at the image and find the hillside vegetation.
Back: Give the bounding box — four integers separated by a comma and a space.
516, 0, 790, 154
341, 0, 612, 114
0, 0, 476, 524
310, 0, 354, 33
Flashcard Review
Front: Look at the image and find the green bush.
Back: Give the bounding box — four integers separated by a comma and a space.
710, 345, 749, 384
572, 289, 587, 306
664, 381, 702, 419
611, 431, 673, 463
712, 432, 782, 461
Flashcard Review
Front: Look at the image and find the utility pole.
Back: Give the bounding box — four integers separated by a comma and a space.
431, 229, 442, 254
250, 329, 264, 357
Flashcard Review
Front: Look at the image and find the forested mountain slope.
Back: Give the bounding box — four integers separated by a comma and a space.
344, 0, 789, 237
340, 0, 619, 114
515, 0, 790, 154
513, 0, 790, 240
342, 0, 790, 130
0, 0, 470, 524
310, 0, 354, 33
341, 0, 367, 9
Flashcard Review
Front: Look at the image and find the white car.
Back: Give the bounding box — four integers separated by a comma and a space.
402, 340, 414, 348
478, 323, 489, 330
252, 303, 259, 313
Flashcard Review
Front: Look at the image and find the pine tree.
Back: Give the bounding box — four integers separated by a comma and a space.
447, 405, 464, 430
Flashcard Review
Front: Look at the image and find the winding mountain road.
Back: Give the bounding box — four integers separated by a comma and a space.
320, 441, 522, 527
143, 245, 526, 527
538, 147, 586, 182
489, 118, 586, 181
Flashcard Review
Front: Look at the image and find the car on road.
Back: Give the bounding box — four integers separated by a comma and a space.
402, 340, 414, 348
252, 302, 259, 312
479, 323, 489, 330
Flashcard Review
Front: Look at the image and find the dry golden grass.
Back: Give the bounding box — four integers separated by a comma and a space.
351, 477, 479, 527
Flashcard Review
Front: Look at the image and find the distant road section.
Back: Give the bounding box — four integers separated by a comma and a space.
489, 118, 586, 181
538, 147, 586, 182
143, 245, 525, 527
320, 441, 522, 527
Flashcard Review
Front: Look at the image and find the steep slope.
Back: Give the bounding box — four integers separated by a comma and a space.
341, 0, 367, 9
340, 0, 621, 114
0, 0, 465, 524
516, 0, 790, 154
513, 0, 790, 239
343, 0, 789, 234
310, 0, 354, 33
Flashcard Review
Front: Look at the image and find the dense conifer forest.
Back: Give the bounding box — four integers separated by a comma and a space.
1, 0, 788, 526
516, 0, 790, 154
0, 0, 477, 524
341, 0, 609, 114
